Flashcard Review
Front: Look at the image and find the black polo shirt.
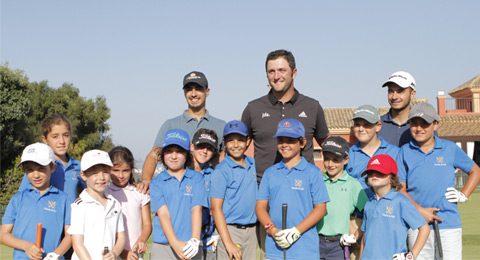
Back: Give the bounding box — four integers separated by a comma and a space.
241, 89, 329, 182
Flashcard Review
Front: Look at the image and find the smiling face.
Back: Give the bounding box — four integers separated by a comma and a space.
266, 57, 297, 95
323, 152, 348, 180
42, 122, 71, 160
353, 118, 381, 144
410, 117, 437, 147
184, 84, 209, 110
224, 133, 248, 163
387, 84, 416, 111
277, 136, 305, 162
110, 161, 132, 188
191, 143, 215, 166
81, 164, 111, 195
24, 161, 55, 194
163, 145, 188, 173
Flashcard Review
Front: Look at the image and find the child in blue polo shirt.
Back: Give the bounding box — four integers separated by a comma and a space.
360, 154, 429, 260
210, 120, 258, 260
257, 118, 329, 260
149, 129, 207, 260
398, 103, 480, 259
0, 143, 72, 260
190, 128, 220, 260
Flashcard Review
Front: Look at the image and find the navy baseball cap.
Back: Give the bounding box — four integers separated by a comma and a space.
223, 120, 248, 137
322, 136, 350, 158
162, 129, 190, 151
183, 71, 208, 89
273, 119, 305, 138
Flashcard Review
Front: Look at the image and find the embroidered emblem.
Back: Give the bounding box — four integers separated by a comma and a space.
48, 201, 56, 209
298, 111, 307, 118
436, 157, 444, 163
72, 171, 77, 177
283, 121, 291, 128
262, 112, 270, 118
370, 159, 381, 165
186, 186, 192, 193
295, 179, 302, 187
386, 206, 393, 214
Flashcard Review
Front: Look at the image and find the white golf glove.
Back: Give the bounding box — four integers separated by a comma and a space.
183, 238, 200, 259
43, 252, 60, 260
275, 227, 301, 249
206, 235, 221, 253
340, 234, 357, 246
445, 187, 469, 203
392, 252, 414, 260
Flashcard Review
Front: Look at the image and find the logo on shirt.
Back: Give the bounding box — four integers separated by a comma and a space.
262, 112, 270, 118
292, 179, 304, 191
72, 171, 77, 177
44, 201, 57, 213
184, 185, 193, 196
341, 187, 348, 192
382, 206, 395, 218
435, 157, 446, 166
298, 111, 307, 118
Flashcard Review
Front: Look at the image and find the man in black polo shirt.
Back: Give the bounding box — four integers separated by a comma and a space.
241, 49, 330, 183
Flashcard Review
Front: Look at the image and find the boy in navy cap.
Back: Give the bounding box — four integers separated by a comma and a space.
210, 120, 258, 260
256, 119, 330, 260
0, 143, 72, 260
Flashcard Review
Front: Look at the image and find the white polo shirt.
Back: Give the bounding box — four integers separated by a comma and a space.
68, 190, 124, 260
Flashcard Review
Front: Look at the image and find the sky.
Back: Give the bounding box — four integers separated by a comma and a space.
2, 1, 479, 165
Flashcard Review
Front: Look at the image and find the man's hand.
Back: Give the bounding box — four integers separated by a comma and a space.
340, 234, 357, 246
183, 238, 200, 259
445, 187, 468, 203
275, 227, 301, 249
393, 252, 414, 260
136, 181, 150, 194
206, 235, 220, 253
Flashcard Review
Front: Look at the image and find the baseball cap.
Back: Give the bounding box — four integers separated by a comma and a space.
223, 120, 248, 137
408, 103, 439, 124
273, 119, 305, 138
361, 154, 398, 176
17, 143, 55, 167
192, 130, 218, 151
352, 105, 380, 124
322, 136, 350, 158
382, 71, 416, 90
183, 71, 208, 89
81, 149, 113, 171
162, 129, 190, 151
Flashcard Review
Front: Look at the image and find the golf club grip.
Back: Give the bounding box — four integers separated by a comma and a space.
345, 246, 350, 260
36, 223, 42, 260
433, 212, 443, 258
282, 204, 287, 229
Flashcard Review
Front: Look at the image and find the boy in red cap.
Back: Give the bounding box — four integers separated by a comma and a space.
360, 154, 429, 260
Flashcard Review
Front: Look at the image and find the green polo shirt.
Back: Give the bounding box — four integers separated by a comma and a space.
316, 171, 368, 236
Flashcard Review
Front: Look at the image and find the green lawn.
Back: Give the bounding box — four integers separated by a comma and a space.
1, 191, 480, 259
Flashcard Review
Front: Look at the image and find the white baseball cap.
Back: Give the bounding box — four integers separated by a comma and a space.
382, 71, 416, 90
17, 143, 55, 167
80, 149, 113, 171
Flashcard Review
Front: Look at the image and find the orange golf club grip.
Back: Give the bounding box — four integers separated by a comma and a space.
36, 223, 42, 260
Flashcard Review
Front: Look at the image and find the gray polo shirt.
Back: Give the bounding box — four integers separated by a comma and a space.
153, 110, 226, 151
241, 89, 329, 182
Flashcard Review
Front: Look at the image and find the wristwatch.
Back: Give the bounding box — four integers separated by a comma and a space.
45, 252, 60, 260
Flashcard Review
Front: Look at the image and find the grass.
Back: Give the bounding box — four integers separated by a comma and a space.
1, 191, 480, 259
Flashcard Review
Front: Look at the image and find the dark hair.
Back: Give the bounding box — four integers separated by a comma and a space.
42, 114, 71, 137
109, 146, 136, 185
265, 49, 296, 71
160, 145, 193, 170
365, 172, 403, 193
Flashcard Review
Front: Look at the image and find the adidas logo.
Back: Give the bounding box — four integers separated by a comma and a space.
370, 159, 381, 165
262, 112, 270, 118
299, 111, 307, 118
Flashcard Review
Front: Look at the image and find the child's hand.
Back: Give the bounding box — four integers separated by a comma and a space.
182, 238, 200, 259
418, 207, 443, 223
224, 241, 242, 260
445, 187, 469, 203
392, 252, 414, 260
132, 238, 148, 254
24, 242, 44, 260
171, 240, 188, 260
102, 250, 117, 260
275, 227, 301, 249
126, 250, 140, 260
340, 234, 357, 246
206, 235, 220, 252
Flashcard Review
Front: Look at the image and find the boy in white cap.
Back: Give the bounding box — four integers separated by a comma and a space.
68, 150, 126, 260
0, 143, 72, 260
398, 102, 480, 259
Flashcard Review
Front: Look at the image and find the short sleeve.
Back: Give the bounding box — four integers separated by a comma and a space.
2, 194, 20, 224
210, 168, 228, 199
257, 169, 271, 201
401, 196, 427, 230
352, 181, 368, 212
153, 121, 172, 147
117, 206, 125, 233
309, 167, 330, 205
141, 192, 151, 207
67, 202, 85, 235
453, 145, 475, 173
150, 179, 166, 213
241, 104, 253, 137
192, 173, 207, 208
397, 147, 407, 183
314, 103, 330, 141
64, 198, 72, 225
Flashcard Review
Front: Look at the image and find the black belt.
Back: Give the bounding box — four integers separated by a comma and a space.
229, 223, 256, 229
319, 234, 342, 242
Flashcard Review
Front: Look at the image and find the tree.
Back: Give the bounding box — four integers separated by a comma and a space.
0, 64, 113, 204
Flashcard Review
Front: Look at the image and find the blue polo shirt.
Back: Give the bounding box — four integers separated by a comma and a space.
346, 137, 400, 198
200, 165, 215, 250
150, 168, 207, 244
19, 155, 84, 202
257, 157, 330, 260
378, 111, 412, 147
153, 110, 226, 151
210, 155, 257, 225
361, 190, 426, 260
2, 186, 71, 260
397, 136, 474, 229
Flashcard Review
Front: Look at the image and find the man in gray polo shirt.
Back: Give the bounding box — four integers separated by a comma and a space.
139, 71, 226, 192
241, 49, 330, 183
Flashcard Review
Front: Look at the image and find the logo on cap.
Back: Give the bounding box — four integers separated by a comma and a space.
370, 158, 381, 165
187, 73, 201, 80
283, 121, 291, 128
325, 140, 341, 148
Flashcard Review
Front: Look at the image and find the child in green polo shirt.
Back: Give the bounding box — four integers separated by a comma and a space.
316, 136, 368, 260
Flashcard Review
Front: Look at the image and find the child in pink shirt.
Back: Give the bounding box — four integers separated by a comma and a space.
106, 146, 152, 260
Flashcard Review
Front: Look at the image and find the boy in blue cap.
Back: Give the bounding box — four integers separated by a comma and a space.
256, 118, 330, 260
0, 143, 72, 260
210, 120, 258, 260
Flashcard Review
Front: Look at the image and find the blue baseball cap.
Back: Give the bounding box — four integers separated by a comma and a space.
162, 129, 190, 151
273, 119, 305, 138
223, 120, 248, 137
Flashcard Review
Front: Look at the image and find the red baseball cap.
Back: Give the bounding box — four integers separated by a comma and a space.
361, 154, 398, 176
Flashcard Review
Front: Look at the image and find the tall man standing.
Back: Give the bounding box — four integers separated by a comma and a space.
242, 49, 330, 183
378, 71, 417, 147
139, 71, 226, 193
